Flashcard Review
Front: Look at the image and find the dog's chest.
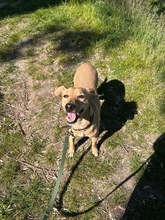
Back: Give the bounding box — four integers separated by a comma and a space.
72, 130, 86, 137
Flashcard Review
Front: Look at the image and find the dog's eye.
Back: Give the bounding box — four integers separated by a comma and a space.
78, 95, 85, 99
63, 94, 69, 98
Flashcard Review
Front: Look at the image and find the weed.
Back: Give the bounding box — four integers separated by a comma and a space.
45, 148, 58, 165
30, 137, 46, 155
1, 160, 21, 185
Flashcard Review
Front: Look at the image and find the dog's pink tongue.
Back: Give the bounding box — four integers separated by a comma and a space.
67, 112, 77, 123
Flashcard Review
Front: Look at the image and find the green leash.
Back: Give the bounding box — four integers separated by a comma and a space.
43, 128, 69, 220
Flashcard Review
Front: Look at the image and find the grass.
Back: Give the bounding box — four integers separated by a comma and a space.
0, 0, 165, 219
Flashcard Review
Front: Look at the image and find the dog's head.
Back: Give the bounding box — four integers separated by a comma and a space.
54, 86, 95, 124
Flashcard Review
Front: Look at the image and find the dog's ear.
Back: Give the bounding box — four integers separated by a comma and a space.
86, 88, 96, 98
53, 86, 66, 96
103, 77, 108, 83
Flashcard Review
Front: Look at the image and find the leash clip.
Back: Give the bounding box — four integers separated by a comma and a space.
61, 125, 70, 129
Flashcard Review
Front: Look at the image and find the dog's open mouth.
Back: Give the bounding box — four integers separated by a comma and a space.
66, 109, 84, 124
66, 112, 77, 124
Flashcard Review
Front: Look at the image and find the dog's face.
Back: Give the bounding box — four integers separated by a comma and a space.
54, 86, 95, 124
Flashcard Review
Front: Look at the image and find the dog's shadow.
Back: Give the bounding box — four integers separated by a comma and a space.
98, 78, 138, 149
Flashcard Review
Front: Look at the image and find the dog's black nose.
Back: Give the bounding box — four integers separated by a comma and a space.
65, 103, 76, 112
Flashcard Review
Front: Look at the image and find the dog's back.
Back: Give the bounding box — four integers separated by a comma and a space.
74, 62, 98, 93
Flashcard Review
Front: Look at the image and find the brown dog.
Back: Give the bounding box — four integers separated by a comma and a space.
54, 62, 100, 157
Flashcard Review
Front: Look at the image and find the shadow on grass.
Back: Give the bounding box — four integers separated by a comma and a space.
0, 0, 63, 19
56, 146, 91, 212
121, 133, 165, 220
0, 90, 5, 116
0, 27, 128, 65
98, 78, 138, 149
151, 0, 165, 15
0, 24, 62, 62
55, 29, 124, 53
57, 155, 150, 217
56, 79, 138, 216
0, 2, 132, 64
0, 91, 4, 102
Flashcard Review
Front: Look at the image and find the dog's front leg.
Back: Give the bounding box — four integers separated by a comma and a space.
68, 134, 75, 157
91, 137, 99, 157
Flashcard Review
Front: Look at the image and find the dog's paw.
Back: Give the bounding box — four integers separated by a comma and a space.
68, 150, 74, 158
92, 148, 99, 157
